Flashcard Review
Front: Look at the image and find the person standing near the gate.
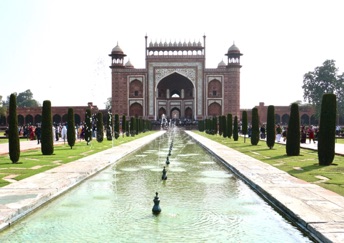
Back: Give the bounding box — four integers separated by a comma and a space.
61, 124, 67, 144
35, 124, 41, 144
276, 124, 282, 142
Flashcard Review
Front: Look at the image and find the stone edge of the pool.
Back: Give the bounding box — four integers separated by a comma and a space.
185, 131, 344, 243
0, 131, 166, 232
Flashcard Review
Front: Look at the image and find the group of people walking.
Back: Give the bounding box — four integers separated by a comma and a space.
259, 124, 317, 144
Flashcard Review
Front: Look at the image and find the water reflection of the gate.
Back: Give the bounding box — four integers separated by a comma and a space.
0, 128, 312, 242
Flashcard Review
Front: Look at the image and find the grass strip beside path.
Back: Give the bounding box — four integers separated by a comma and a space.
195, 131, 344, 197
0, 132, 155, 187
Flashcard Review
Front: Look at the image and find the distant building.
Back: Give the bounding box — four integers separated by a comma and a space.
109, 35, 243, 121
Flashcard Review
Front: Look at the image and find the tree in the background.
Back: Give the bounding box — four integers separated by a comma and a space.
5, 89, 40, 107
251, 107, 259, 145
67, 108, 76, 149
96, 112, 104, 142
41, 100, 54, 155
242, 111, 248, 142
8, 93, 20, 163
114, 114, 120, 139
0, 95, 6, 117
318, 94, 337, 166
121, 115, 126, 138
266, 105, 275, 149
85, 108, 92, 145
227, 114, 232, 139
286, 103, 300, 156
302, 60, 344, 119
233, 116, 239, 141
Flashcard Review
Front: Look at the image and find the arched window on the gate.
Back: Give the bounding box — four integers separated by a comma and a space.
171, 90, 180, 98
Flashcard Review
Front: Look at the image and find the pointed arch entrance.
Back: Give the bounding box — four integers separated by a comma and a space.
156, 72, 194, 120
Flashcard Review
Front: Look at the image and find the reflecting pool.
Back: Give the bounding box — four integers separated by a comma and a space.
0, 128, 312, 242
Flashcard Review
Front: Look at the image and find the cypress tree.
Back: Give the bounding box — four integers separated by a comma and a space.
114, 114, 120, 139
41, 100, 54, 155
67, 108, 76, 149
96, 112, 104, 142
136, 117, 139, 135
286, 103, 300, 156
318, 94, 336, 165
233, 116, 239, 141
106, 111, 112, 141
8, 93, 20, 163
218, 116, 223, 136
85, 108, 92, 145
130, 117, 136, 136
227, 114, 233, 139
125, 120, 129, 136
251, 107, 260, 145
122, 115, 126, 137
266, 105, 275, 149
242, 111, 248, 142
222, 115, 227, 138
212, 116, 217, 135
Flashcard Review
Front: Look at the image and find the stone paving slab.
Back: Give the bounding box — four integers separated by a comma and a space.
0, 131, 165, 231
185, 131, 344, 243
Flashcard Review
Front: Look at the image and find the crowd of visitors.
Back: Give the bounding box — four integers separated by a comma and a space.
257, 124, 319, 144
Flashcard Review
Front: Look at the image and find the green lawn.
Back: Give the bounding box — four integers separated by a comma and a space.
0, 132, 155, 187
196, 131, 344, 197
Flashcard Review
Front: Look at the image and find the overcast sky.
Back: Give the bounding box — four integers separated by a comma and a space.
1, 0, 343, 110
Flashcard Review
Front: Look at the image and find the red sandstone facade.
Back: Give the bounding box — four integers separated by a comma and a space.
109, 36, 243, 121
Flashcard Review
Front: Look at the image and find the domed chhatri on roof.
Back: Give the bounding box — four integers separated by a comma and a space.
227, 43, 240, 53
125, 59, 134, 68
111, 43, 124, 54
218, 60, 226, 68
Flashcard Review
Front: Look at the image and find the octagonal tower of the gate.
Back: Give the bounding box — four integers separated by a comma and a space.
109, 36, 242, 121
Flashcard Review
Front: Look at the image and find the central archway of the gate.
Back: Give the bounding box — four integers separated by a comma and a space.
156, 72, 194, 121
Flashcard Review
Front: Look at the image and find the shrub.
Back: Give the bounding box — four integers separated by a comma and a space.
318, 94, 336, 165
85, 108, 92, 145
8, 93, 20, 163
67, 108, 76, 149
266, 105, 275, 149
233, 116, 239, 141
41, 100, 54, 155
96, 112, 104, 142
227, 114, 232, 139
286, 103, 300, 156
251, 107, 260, 145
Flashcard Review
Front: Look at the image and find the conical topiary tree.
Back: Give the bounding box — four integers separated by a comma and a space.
251, 107, 260, 145
222, 115, 227, 138
67, 108, 76, 149
121, 115, 126, 137
266, 105, 275, 149
233, 116, 239, 141
41, 100, 54, 155
8, 93, 20, 163
130, 116, 136, 136
114, 114, 120, 139
96, 112, 104, 142
286, 103, 300, 156
242, 111, 248, 142
106, 111, 112, 141
318, 93, 337, 165
85, 108, 92, 145
227, 114, 232, 139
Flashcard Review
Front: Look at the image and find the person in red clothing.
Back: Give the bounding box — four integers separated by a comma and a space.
308, 126, 315, 144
